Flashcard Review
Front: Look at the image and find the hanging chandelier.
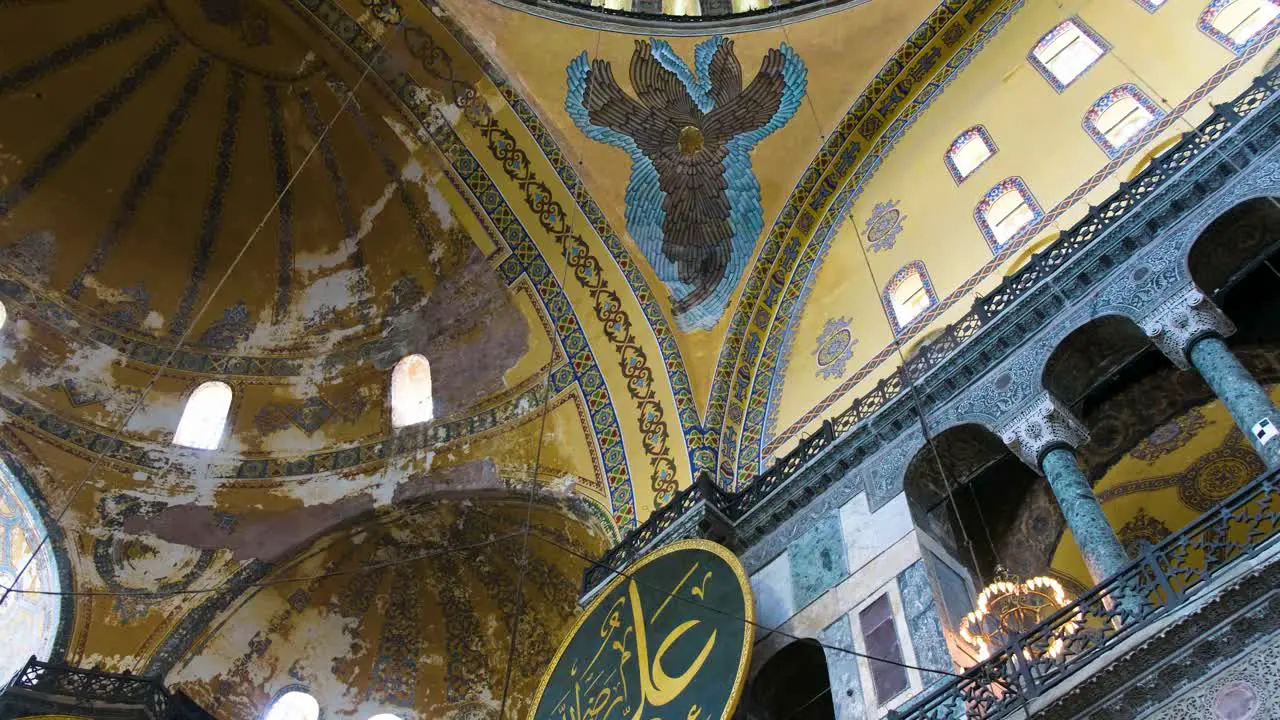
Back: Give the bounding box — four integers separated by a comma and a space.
959, 567, 1080, 661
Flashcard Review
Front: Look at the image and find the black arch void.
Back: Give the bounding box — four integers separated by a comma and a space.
901, 424, 1033, 581
747, 639, 834, 720
1188, 196, 1280, 300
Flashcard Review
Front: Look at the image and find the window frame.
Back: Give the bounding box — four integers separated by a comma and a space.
262, 688, 320, 720
881, 261, 937, 336
390, 354, 434, 429
172, 381, 233, 450
1199, 0, 1280, 53
1027, 17, 1111, 92
1084, 84, 1165, 158
944, 125, 998, 184
974, 177, 1044, 252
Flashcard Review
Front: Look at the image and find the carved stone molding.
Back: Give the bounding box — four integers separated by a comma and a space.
1140, 284, 1236, 369
996, 394, 1090, 470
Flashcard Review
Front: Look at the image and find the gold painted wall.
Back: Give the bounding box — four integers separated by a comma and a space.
764, 0, 1280, 469
1049, 386, 1280, 593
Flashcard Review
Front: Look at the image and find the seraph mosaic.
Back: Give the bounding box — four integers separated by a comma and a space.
566, 37, 807, 331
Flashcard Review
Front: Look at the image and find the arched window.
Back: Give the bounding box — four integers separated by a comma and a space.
1135, 0, 1167, 10
945, 126, 997, 183
882, 262, 936, 335
1200, 0, 1280, 52
1085, 84, 1164, 157
0, 462, 62, 687
264, 691, 319, 720
391, 354, 433, 428
368, 715, 403, 720
0, 301, 7, 330
975, 177, 1043, 250
1029, 18, 1109, 91
173, 381, 232, 450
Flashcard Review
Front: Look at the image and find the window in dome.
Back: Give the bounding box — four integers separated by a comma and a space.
0, 461, 62, 687
368, 715, 403, 720
976, 177, 1043, 251
1029, 18, 1110, 91
391, 354, 434, 428
882, 262, 936, 335
945, 126, 997, 183
1135, 0, 1167, 10
172, 381, 232, 450
0, 301, 7, 330
1085, 84, 1164, 157
1201, 0, 1280, 52
264, 691, 319, 720
664, 0, 701, 14
591, 0, 632, 9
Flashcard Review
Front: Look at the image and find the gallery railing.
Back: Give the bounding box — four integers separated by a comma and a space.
1, 657, 211, 719
895, 466, 1280, 720
581, 66, 1280, 597
484, 0, 868, 32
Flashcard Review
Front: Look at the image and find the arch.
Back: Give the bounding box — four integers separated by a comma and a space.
1041, 314, 1154, 408
1200, 0, 1280, 53
172, 381, 232, 450
1187, 197, 1280, 297
881, 261, 937, 335
975, 177, 1043, 251
263, 690, 319, 720
0, 454, 65, 689
902, 423, 1040, 582
390, 354, 433, 428
748, 638, 834, 719
1084, 84, 1165, 158
1028, 17, 1110, 91
944, 125, 997, 183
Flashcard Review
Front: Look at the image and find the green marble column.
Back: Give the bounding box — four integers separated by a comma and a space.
1040, 447, 1130, 585
1189, 336, 1280, 470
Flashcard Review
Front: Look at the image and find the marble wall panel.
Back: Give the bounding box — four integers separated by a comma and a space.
791, 512, 849, 608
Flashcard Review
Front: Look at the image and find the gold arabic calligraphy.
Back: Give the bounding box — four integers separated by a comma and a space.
549, 564, 717, 720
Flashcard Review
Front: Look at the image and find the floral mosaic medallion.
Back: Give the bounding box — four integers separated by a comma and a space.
864, 199, 905, 253
1178, 443, 1264, 512
813, 317, 856, 380
1131, 407, 1209, 461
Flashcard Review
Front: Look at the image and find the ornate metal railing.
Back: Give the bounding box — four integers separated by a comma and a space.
896, 467, 1280, 719
0, 657, 211, 719
580, 66, 1280, 597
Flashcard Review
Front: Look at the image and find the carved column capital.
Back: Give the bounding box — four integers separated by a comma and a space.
996, 394, 1089, 470
1140, 284, 1236, 370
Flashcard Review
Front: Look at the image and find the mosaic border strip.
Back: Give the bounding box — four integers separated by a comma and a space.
706, 0, 990, 486
420, 0, 707, 478
742, 0, 1022, 483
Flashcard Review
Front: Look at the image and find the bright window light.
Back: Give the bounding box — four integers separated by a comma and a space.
172, 381, 232, 450
263, 691, 319, 720
391, 354, 434, 428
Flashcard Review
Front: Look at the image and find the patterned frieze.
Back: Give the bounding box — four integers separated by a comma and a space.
1141, 285, 1237, 369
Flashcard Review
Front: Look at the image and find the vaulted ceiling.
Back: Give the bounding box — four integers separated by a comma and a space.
1, 0, 1277, 716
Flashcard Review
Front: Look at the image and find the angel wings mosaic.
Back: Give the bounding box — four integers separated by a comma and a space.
566, 37, 807, 331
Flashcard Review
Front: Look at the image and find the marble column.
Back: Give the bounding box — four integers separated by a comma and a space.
1040, 447, 1131, 583
998, 395, 1129, 585
1143, 285, 1280, 469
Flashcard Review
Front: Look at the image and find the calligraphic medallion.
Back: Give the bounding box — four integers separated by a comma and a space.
529, 539, 753, 720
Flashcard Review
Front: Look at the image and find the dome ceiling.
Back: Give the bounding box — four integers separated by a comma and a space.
0, 0, 495, 359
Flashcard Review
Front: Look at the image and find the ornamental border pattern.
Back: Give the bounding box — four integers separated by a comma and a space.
747, 14, 1280, 479
741, 0, 1022, 484
706, 0, 997, 487
418, 0, 707, 478
292, 0, 670, 525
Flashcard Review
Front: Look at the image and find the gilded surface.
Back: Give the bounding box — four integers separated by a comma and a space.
530, 540, 753, 720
